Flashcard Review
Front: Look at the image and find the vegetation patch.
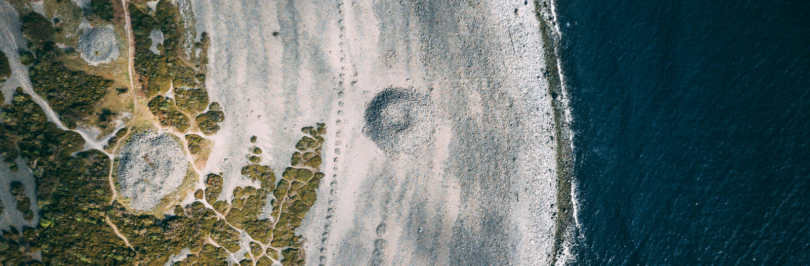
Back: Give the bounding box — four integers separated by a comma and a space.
130, 1, 207, 98
0, 51, 9, 82
174, 87, 209, 115
9, 182, 34, 221
90, 0, 115, 22
204, 173, 223, 203
210, 220, 241, 253
196, 102, 224, 135
104, 127, 129, 151
21, 12, 118, 129
147, 95, 190, 132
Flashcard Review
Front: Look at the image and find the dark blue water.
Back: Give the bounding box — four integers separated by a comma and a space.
556, 0, 810, 264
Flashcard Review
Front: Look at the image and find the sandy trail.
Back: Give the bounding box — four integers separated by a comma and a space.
105, 215, 135, 250
192, 0, 563, 265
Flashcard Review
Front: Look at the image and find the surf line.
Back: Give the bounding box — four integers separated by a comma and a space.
534, 0, 580, 265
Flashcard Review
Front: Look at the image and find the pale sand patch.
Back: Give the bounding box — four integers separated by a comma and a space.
0, 157, 40, 231
191, 0, 564, 265
148, 28, 164, 55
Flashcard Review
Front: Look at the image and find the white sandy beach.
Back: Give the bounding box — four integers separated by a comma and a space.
191, 0, 561, 265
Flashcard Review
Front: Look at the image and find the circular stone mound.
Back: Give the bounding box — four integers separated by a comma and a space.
78, 26, 119, 65
117, 132, 188, 211
363, 88, 432, 154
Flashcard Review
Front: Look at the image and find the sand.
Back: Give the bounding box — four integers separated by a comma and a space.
78, 26, 120, 66
117, 132, 189, 211
191, 0, 567, 265
148, 28, 164, 55
0, 157, 41, 231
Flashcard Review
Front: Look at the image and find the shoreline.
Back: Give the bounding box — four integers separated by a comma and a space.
535, 0, 578, 264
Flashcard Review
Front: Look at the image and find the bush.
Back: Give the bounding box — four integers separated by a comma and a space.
0, 51, 9, 81
90, 0, 114, 21
147, 96, 190, 132
196, 102, 224, 135
18, 51, 34, 65
174, 87, 209, 114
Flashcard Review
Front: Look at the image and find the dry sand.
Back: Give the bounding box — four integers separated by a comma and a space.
0, 157, 41, 231
191, 0, 567, 265
148, 28, 163, 55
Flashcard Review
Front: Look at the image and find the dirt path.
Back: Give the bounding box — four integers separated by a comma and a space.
106, 215, 135, 250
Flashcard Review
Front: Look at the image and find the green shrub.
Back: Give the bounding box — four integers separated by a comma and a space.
185, 134, 205, 154
90, 0, 114, 21
196, 102, 224, 135
204, 173, 223, 203
210, 220, 240, 252
19, 51, 34, 65
0, 51, 9, 81
147, 96, 190, 132
174, 87, 209, 114
20, 12, 52, 48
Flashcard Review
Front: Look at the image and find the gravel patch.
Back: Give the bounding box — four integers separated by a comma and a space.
117, 132, 188, 211
78, 26, 119, 66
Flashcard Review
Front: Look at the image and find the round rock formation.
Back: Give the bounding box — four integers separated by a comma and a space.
78, 26, 119, 65
363, 88, 432, 155
117, 132, 188, 211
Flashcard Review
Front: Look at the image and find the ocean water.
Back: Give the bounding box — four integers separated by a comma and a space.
555, 0, 810, 264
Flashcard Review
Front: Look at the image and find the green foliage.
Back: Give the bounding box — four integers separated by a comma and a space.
20, 11, 115, 128
250, 135, 257, 143
37, 151, 136, 265
210, 220, 240, 252
256, 256, 274, 266
0, 50, 9, 82
194, 189, 204, 199
226, 163, 276, 243
174, 87, 209, 115
21, 12, 52, 49
196, 102, 224, 135
267, 248, 279, 260
130, 2, 206, 99
0, 88, 85, 173
266, 125, 327, 262
105, 127, 128, 150
197, 244, 229, 265
90, 0, 114, 21
281, 248, 304, 266
28, 59, 113, 128
250, 241, 263, 257
185, 134, 205, 154
204, 173, 223, 203
19, 51, 35, 65
172, 254, 198, 266
10, 181, 33, 220
0, 86, 325, 265
0, 231, 27, 265
148, 96, 190, 132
